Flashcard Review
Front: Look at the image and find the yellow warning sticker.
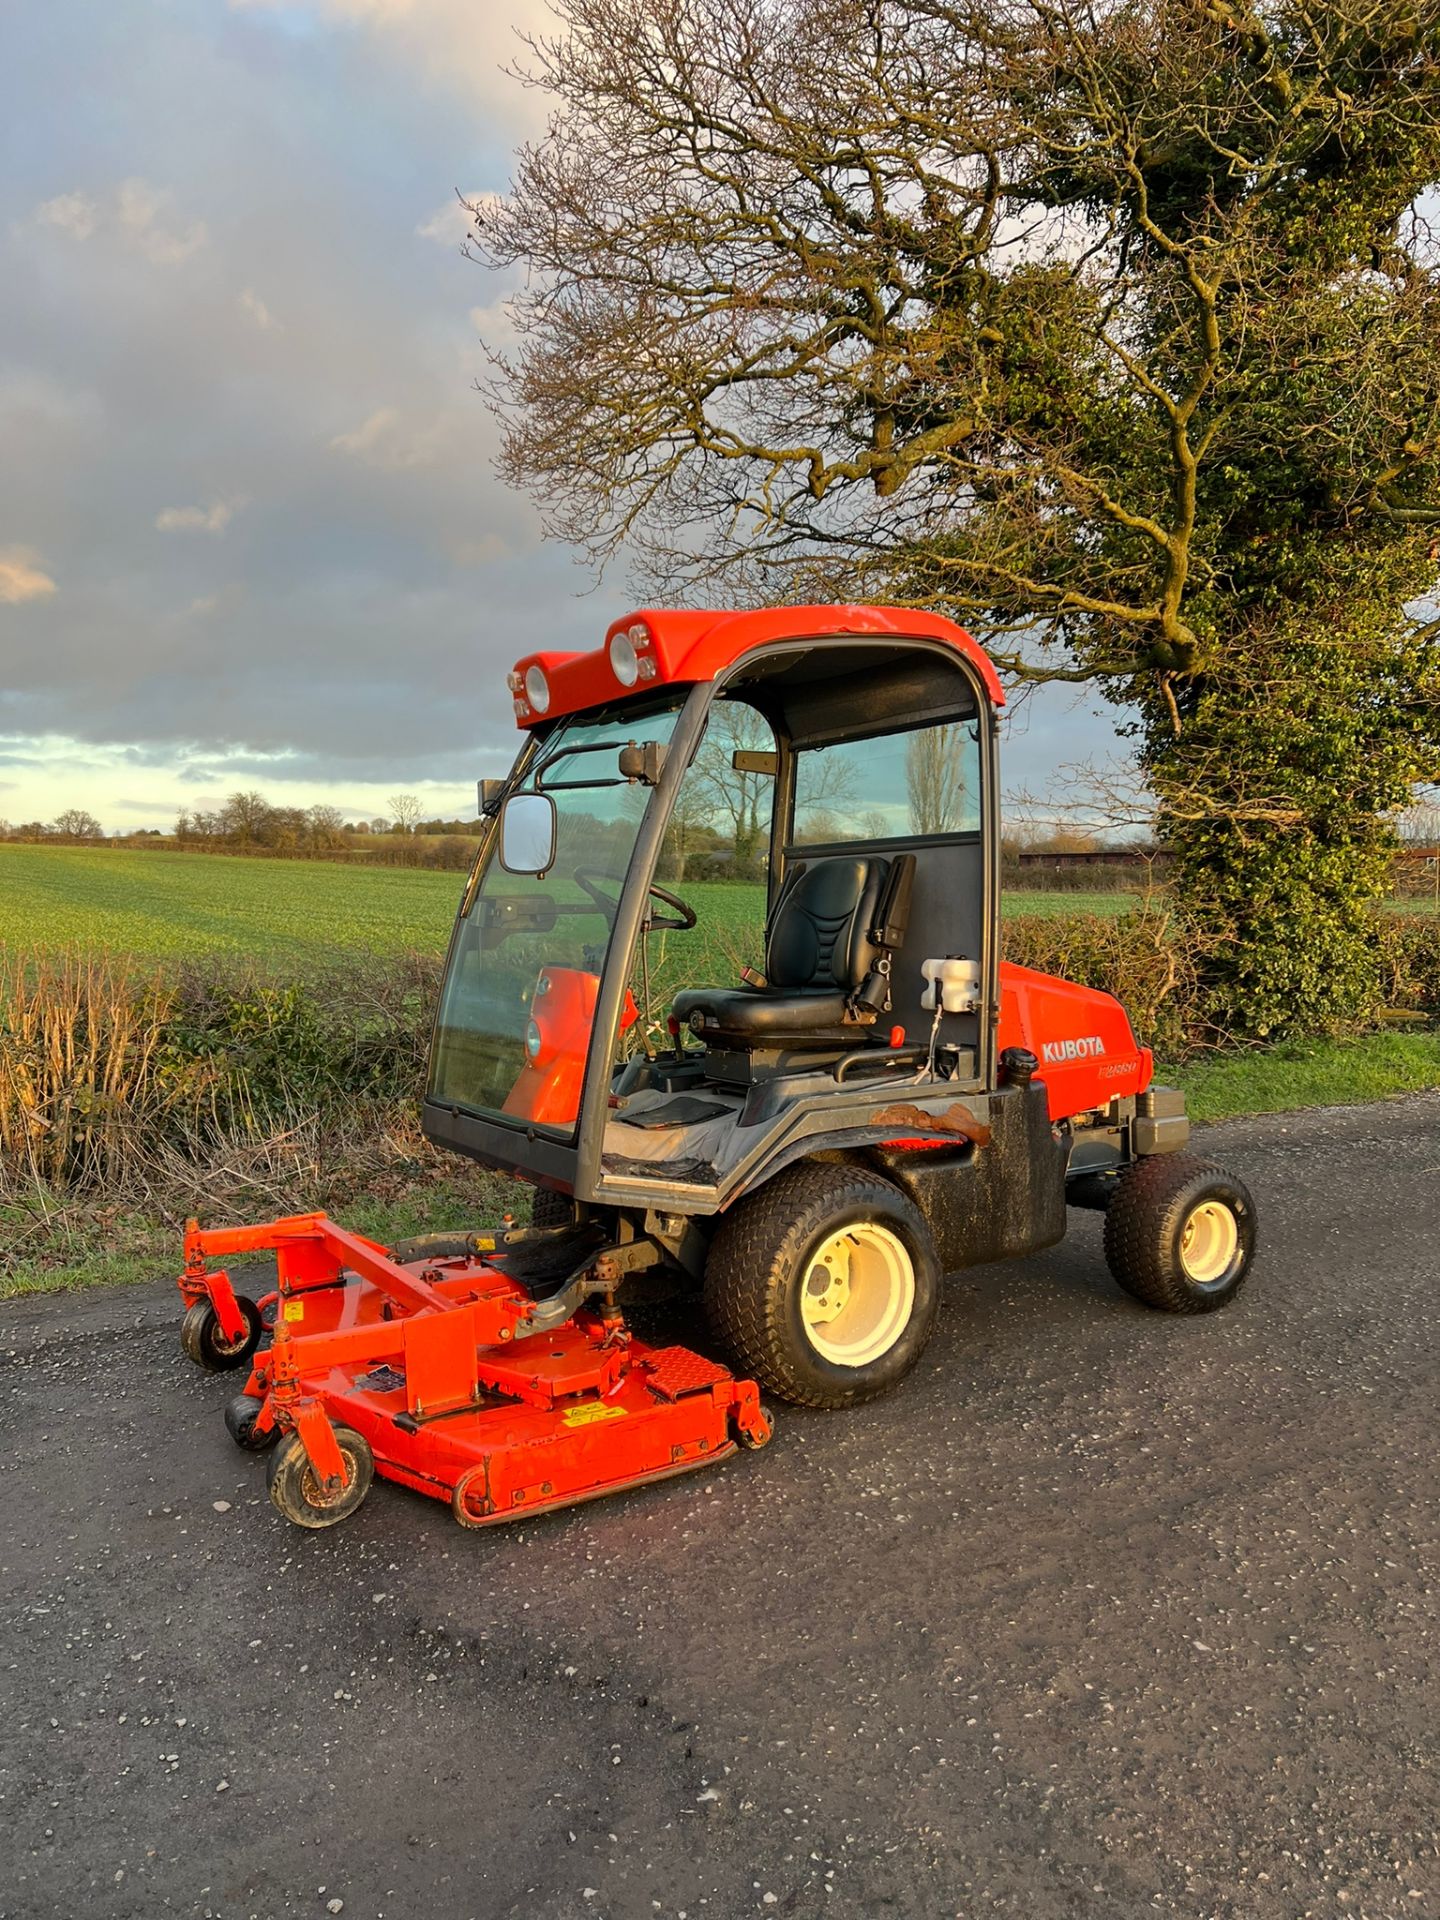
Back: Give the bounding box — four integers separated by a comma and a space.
564, 1403, 628, 1428
474, 1235, 496, 1252
282, 1299, 305, 1323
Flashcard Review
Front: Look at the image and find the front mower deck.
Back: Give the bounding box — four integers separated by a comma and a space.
178, 1213, 770, 1530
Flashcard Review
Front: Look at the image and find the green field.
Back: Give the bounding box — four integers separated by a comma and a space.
0, 843, 1132, 963
0, 843, 465, 960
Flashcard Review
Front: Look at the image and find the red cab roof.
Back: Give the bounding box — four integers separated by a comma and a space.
507, 604, 1005, 727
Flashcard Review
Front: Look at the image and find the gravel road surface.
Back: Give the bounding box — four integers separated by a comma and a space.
2, 1099, 1437, 1920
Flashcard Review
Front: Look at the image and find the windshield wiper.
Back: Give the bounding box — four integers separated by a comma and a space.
483, 737, 667, 813
533, 741, 630, 793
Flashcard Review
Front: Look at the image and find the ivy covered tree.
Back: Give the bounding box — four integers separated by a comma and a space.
474, 0, 1440, 1035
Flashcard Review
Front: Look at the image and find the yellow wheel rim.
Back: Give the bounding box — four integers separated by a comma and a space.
799, 1222, 915, 1366
1179, 1199, 1239, 1284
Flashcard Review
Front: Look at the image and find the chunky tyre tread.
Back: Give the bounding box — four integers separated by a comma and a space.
528, 1189, 575, 1230
704, 1161, 938, 1409
1103, 1154, 1256, 1314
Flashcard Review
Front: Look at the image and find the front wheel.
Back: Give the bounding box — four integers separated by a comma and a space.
705, 1163, 940, 1409
266, 1427, 374, 1529
180, 1296, 262, 1372
1103, 1155, 1256, 1313
224, 1393, 280, 1452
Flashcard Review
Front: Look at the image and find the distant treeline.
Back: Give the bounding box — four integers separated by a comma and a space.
1, 792, 485, 871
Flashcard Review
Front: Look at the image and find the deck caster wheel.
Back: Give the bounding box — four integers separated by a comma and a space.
181, 1297, 262, 1372
705, 1163, 939, 1409
224, 1393, 279, 1452
266, 1427, 374, 1529
1103, 1155, 1257, 1313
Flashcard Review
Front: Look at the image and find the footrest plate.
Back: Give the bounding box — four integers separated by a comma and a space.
640, 1346, 734, 1402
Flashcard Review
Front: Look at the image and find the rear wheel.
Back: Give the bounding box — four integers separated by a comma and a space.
180, 1297, 262, 1372
705, 1163, 940, 1409
1103, 1155, 1256, 1313
266, 1427, 374, 1529
528, 1188, 575, 1230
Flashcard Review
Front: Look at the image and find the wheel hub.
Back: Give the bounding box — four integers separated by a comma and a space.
799, 1223, 915, 1367
1179, 1199, 1239, 1284
300, 1449, 354, 1509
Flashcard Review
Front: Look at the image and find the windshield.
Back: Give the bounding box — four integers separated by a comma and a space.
428, 699, 687, 1138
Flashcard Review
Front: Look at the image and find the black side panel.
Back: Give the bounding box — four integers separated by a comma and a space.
421, 1096, 579, 1193
870, 1083, 1068, 1272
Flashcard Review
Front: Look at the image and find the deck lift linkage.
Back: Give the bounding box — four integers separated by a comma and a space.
177, 604, 1257, 1530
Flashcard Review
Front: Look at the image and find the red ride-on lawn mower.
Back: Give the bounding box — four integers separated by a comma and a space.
177, 605, 1257, 1530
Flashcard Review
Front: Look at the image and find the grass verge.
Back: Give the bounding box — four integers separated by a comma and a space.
1170, 1029, 1440, 1124
7, 1032, 1440, 1301
0, 1163, 530, 1301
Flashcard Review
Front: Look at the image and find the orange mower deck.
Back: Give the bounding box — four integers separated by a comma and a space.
178, 1213, 771, 1530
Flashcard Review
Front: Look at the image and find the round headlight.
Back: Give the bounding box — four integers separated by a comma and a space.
523, 665, 550, 714
525, 1018, 543, 1061
609, 630, 639, 688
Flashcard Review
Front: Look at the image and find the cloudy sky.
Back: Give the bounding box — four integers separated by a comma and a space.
0, 0, 1115, 834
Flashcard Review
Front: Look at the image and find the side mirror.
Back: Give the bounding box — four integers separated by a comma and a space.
499, 792, 557, 876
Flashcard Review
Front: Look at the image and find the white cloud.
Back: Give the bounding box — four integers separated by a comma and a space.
34, 179, 206, 265
0, 549, 58, 605
155, 499, 243, 534
468, 294, 521, 357
330, 406, 447, 470
37, 191, 99, 241
229, 0, 546, 123
181, 585, 243, 620
239, 287, 281, 332
117, 178, 208, 265
450, 531, 509, 566
0, 732, 492, 834
417, 191, 500, 247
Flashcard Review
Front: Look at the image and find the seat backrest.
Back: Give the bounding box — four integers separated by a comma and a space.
765, 856, 888, 992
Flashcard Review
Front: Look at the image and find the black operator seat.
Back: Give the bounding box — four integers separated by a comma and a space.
672, 853, 914, 1050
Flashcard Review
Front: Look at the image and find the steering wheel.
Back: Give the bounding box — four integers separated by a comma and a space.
645, 882, 698, 932
572, 868, 697, 933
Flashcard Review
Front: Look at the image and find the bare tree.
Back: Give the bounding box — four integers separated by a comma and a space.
687, 706, 775, 867
1398, 796, 1440, 846
221, 791, 272, 847
905, 731, 972, 836
307, 803, 346, 850
388, 794, 423, 834
688, 702, 862, 859
52, 809, 103, 841
658, 780, 717, 883
474, 0, 1440, 1035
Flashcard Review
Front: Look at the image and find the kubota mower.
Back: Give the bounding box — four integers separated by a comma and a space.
178, 605, 1256, 1530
